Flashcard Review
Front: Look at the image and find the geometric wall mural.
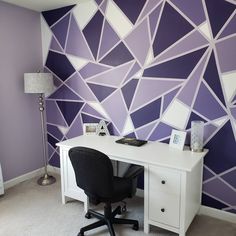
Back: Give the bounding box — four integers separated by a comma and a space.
41, 0, 236, 214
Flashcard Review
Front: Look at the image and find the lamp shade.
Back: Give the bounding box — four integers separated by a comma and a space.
24, 73, 54, 94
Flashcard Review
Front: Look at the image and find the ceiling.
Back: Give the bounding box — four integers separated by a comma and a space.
0, 0, 79, 12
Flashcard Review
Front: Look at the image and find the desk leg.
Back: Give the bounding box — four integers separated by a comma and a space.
144, 223, 150, 234
84, 197, 89, 213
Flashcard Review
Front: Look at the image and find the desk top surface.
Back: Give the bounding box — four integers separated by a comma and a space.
57, 135, 208, 172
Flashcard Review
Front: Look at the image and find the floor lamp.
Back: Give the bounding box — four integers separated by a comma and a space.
24, 73, 56, 186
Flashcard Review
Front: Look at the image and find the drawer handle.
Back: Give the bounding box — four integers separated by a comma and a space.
161, 208, 165, 213
161, 180, 166, 184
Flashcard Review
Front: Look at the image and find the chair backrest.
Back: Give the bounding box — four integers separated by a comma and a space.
69, 147, 114, 199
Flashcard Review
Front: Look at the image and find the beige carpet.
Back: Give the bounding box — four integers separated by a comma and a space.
0, 175, 235, 236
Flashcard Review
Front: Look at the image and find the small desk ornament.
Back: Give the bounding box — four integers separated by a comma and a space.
96, 120, 110, 136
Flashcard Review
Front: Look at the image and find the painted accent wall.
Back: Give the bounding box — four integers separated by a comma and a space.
41, 0, 236, 214
0, 2, 43, 181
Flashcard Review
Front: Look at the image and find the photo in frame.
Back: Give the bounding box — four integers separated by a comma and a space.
169, 129, 187, 150
83, 123, 98, 135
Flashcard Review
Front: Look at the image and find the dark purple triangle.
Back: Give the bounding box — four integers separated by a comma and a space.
42, 5, 75, 27
113, 0, 146, 24
221, 170, 236, 189
163, 87, 179, 112
205, 121, 236, 174
51, 14, 70, 49
205, 0, 235, 38
121, 79, 138, 110
143, 47, 207, 79
56, 101, 84, 126
186, 112, 207, 129
149, 3, 162, 39
49, 85, 82, 100
47, 124, 63, 140
47, 133, 59, 149
87, 83, 116, 102
46, 51, 75, 81
48, 151, 60, 168
81, 113, 101, 123
149, 122, 173, 141
95, 0, 103, 5
219, 14, 236, 39
131, 98, 162, 128
153, 2, 194, 57
202, 193, 229, 210
99, 42, 134, 67
83, 10, 104, 60
204, 51, 226, 106
203, 167, 214, 182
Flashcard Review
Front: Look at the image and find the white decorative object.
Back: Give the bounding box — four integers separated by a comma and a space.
0, 162, 4, 195
83, 123, 98, 135
191, 121, 204, 152
96, 120, 110, 136
169, 129, 187, 150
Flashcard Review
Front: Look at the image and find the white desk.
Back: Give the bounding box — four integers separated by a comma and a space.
57, 135, 208, 236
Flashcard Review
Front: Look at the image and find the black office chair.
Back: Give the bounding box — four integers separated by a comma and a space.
69, 146, 144, 236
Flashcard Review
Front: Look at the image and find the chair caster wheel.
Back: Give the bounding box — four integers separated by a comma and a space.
132, 223, 139, 231
122, 205, 127, 213
77, 232, 84, 236
117, 206, 122, 215
85, 212, 91, 219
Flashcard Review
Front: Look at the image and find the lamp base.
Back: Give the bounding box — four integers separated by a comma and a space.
37, 174, 56, 186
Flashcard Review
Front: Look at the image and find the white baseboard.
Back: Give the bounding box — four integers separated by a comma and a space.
136, 188, 144, 198
4, 167, 44, 190
47, 165, 61, 175
199, 205, 236, 224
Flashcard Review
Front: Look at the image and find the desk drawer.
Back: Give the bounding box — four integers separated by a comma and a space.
148, 165, 181, 228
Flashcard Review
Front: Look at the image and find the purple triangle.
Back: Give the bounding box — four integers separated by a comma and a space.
100, 0, 108, 14
49, 85, 82, 100
51, 14, 70, 49
95, 0, 103, 5
125, 19, 150, 65
153, 2, 194, 56
155, 29, 208, 64
87, 83, 116, 102
45, 100, 67, 126
50, 36, 63, 52
136, 122, 157, 140
131, 79, 183, 111
205, 0, 235, 37
56, 101, 84, 126
230, 107, 236, 120
100, 42, 134, 67
221, 169, 236, 189
123, 62, 141, 84
203, 123, 218, 143
149, 122, 173, 141
81, 113, 101, 123
83, 10, 104, 60
194, 83, 227, 120
98, 20, 120, 60
48, 151, 60, 168
186, 112, 207, 129
113, 0, 146, 24
44, 67, 62, 88
131, 98, 162, 128
144, 47, 207, 79
82, 104, 106, 119
66, 114, 83, 139
79, 62, 110, 79
66, 15, 93, 60
202, 193, 228, 210
177, 52, 208, 106
149, 3, 162, 39
204, 51, 226, 106
121, 79, 138, 110
220, 14, 236, 39
107, 122, 120, 136
162, 87, 180, 112
47, 133, 59, 149
88, 61, 133, 87
66, 73, 97, 101
102, 90, 128, 133
47, 143, 55, 159
203, 166, 215, 182
47, 124, 63, 140
138, 0, 162, 23
171, 0, 205, 26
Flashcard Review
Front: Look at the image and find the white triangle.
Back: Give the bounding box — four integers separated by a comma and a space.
212, 116, 228, 127
73, 0, 97, 30
88, 102, 110, 120
67, 54, 88, 71
134, 70, 143, 78
222, 72, 236, 102
57, 125, 70, 136
122, 116, 134, 135
199, 21, 212, 40
145, 48, 154, 66
41, 15, 52, 66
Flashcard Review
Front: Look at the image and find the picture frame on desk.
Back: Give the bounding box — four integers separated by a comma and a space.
169, 129, 187, 150
83, 123, 98, 135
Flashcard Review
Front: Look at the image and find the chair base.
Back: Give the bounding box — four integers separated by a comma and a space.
78, 204, 139, 236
